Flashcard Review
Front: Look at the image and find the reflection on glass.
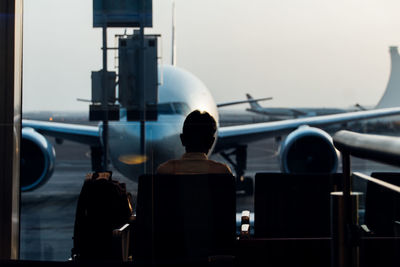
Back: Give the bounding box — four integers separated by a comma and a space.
20, 0, 400, 263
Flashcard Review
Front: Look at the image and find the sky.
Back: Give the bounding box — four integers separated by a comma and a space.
22, 0, 400, 112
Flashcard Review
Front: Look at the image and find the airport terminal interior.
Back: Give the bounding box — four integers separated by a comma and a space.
2, 1, 400, 266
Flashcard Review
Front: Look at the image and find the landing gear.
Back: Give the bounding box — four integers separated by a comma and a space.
90, 146, 104, 172
220, 145, 253, 196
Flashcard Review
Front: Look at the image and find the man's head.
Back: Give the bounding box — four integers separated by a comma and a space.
180, 110, 217, 154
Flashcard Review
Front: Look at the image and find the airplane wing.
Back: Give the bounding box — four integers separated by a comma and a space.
22, 119, 100, 146
289, 108, 308, 116
217, 97, 272, 108
215, 107, 400, 151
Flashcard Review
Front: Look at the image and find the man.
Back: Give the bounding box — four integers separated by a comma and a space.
157, 110, 232, 174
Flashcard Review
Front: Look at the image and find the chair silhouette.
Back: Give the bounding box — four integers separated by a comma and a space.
254, 172, 341, 238
365, 172, 400, 236
132, 174, 236, 263
361, 172, 400, 267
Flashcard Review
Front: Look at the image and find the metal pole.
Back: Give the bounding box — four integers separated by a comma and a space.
102, 24, 109, 171
342, 152, 359, 267
332, 152, 353, 267
0, 0, 22, 259
343, 152, 352, 267
331, 152, 352, 267
343, 152, 352, 225
139, 0, 146, 174
331, 191, 361, 267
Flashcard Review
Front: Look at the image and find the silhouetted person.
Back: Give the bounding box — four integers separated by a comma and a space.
157, 110, 232, 174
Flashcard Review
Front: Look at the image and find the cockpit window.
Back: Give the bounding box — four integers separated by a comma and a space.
157, 103, 175, 114
120, 102, 190, 117
159, 102, 190, 115
172, 102, 190, 116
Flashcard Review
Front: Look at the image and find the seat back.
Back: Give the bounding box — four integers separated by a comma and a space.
254, 172, 341, 238
361, 172, 400, 267
366, 172, 400, 236
133, 174, 236, 262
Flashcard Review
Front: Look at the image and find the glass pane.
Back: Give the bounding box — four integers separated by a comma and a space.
20, 0, 400, 263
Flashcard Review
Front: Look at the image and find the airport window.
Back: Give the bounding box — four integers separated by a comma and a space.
19, 0, 400, 264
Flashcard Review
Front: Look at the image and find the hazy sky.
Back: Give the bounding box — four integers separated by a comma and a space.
23, 0, 400, 111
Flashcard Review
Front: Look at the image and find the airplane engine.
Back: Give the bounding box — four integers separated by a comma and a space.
21, 128, 56, 192
279, 126, 339, 174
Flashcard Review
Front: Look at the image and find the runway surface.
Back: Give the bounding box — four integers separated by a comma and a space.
20, 134, 400, 261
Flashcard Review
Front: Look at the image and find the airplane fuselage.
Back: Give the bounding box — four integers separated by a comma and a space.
107, 65, 219, 180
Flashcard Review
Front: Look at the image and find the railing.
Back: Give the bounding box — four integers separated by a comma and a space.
332, 130, 400, 267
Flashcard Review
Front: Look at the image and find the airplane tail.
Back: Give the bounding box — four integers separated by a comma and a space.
246, 94, 263, 111
376, 46, 400, 109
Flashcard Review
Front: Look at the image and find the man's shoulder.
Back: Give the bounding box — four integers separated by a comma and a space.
207, 159, 232, 174
156, 159, 178, 174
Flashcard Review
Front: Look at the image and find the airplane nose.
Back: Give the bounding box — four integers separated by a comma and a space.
108, 117, 186, 177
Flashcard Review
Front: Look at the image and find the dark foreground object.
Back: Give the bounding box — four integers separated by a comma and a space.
72, 173, 132, 261
12, 170, 400, 266
133, 174, 237, 262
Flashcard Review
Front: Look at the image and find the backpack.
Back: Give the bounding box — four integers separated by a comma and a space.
72, 171, 133, 260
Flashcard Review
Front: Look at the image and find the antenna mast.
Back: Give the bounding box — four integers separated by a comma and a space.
171, 0, 176, 66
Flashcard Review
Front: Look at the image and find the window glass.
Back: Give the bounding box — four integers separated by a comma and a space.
20, 0, 400, 263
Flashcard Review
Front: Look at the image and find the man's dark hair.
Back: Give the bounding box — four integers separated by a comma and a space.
180, 110, 217, 153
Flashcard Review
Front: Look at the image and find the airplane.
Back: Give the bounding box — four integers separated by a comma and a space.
244, 47, 400, 121
20, 62, 400, 193
244, 93, 352, 120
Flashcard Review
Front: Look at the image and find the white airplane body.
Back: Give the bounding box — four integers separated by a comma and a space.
108, 66, 219, 176
245, 93, 349, 120
21, 65, 400, 191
